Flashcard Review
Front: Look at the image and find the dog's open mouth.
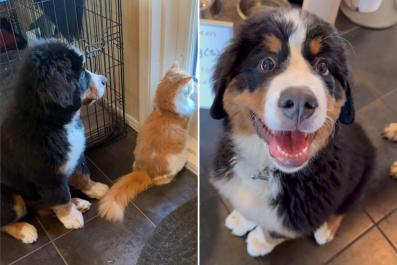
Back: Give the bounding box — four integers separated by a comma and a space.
252, 112, 316, 168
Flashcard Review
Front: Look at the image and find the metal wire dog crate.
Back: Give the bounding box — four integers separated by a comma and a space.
0, 0, 126, 149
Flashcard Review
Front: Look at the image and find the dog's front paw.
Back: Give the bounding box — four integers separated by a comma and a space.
85, 182, 109, 199
71, 198, 91, 213
314, 222, 335, 245
246, 226, 277, 257
225, 210, 257, 236
21, 223, 38, 244
58, 204, 84, 229
383, 123, 397, 141
391, 161, 397, 179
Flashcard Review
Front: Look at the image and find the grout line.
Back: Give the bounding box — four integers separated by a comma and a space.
353, 75, 381, 99
8, 241, 53, 265
377, 226, 397, 253
51, 214, 100, 242
85, 213, 100, 223
340, 25, 360, 36
86, 156, 158, 227
219, 195, 232, 214
379, 98, 397, 117
52, 242, 69, 265
86, 156, 114, 185
131, 202, 156, 228
374, 208, 397, 225
324, 225, 375, 265
200, 191, 220, 204
363, 207, 397, 253
36, 217, 68, 265
379, 87, 397, 99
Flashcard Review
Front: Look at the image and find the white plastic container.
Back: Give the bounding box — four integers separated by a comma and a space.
343, 0, 383, 13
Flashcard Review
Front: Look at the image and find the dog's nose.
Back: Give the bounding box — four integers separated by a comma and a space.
101, 76, 107, 86
278, 87, 318, 123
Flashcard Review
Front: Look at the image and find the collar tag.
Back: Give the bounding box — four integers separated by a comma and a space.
251, 167, 271, 181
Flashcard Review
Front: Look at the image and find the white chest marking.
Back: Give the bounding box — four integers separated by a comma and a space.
60, 115, 85, 176
213, 134, 298, 238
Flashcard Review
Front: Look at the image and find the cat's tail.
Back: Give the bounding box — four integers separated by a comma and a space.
98, 171, 152, 222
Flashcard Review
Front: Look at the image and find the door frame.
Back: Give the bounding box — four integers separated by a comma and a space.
138, 0, 198, 174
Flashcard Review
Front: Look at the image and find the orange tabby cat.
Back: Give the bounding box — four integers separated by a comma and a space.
99, 62, 196, 222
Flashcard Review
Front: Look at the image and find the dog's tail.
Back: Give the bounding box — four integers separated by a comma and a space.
98, 171, 152, 222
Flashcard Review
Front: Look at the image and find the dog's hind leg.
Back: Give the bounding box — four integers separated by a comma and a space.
1, 185, 38, 243
314, 215, 343, 245
1, 222, 38, 244
69, 154, 109, 199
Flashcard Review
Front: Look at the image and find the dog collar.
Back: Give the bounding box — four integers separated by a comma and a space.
251, 167, 271, 181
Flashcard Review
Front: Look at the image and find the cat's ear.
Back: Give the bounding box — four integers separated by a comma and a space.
180, 76, 193, 87
171, 61, 179, 70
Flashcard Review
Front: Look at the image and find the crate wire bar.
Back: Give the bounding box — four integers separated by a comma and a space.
0, 0, 126, 149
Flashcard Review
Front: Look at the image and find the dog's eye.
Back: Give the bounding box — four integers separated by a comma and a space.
316, 61, 328, 75
260, 58, 275, 71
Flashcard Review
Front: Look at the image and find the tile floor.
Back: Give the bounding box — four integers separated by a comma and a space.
199, 11, 397, 265
1, 126, 198, 265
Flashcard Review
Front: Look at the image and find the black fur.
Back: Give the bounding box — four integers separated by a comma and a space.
1, 39, 91, 227
210, 9, 374, 236
272, 123, 374, 234
1, 185, 19, 226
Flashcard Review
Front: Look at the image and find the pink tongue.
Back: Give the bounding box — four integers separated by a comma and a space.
273, 130, 307, 153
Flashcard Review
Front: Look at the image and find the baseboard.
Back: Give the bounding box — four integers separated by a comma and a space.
186, 159, 198, 176
124, 112, 140, 131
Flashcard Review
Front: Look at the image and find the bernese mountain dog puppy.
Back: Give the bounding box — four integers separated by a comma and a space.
383, 123, 397, 178
1, 39, 109, 243
210, 9, 375, 256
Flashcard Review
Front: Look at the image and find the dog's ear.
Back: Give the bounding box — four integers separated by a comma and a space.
339, 77, 355, 125
30, 43, 84, 110
210, 47, 236, 120
65, 48, 84, 77
210, 83, 227, 120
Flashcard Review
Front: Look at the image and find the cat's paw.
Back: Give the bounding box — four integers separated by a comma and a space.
225, 210, 257, 236
58, 204, 84, 229
246, 226, 277, 257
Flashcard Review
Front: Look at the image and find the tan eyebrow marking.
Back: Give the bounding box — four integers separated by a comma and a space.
264, 34, 282, 53
310, 37, 323, 55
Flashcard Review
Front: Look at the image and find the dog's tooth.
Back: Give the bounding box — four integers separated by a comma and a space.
299, 152, 302, 157
277, 145, 282, 152
303, 147, 308, 153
